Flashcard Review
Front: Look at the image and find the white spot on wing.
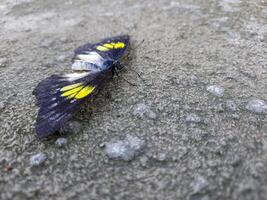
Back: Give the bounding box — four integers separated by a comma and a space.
50, 102, 58, 108
77, 51, 103, 63
71, 51, 104, 71
63, 72, 90, 81
72, 61, 100, 71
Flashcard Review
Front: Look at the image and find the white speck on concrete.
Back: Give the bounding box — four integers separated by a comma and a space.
56, 54, 68, 62
185, 113, 201, 123
157, 152, 167, 161
0, 57, 7, 67
246, 99, 267, 114
207, 85, 224, 97
105, 135, 146, 161
55, 137, 68, 147
219, 0, 241, 12
30, 152, 47, 166
0, 101, 5, 110
227, 30, 241, 45
191, 176, 209, 194
133, 103, 157, 119
140, 156, 149, 167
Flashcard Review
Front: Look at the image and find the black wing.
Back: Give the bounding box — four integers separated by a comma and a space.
72, 35, 130, 71
33, 70, 112, 138
33, 35, 130, 138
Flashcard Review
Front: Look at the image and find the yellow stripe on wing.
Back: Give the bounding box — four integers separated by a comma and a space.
60, 83, 95, 99
60, 83, 83, 92
96, 46, 109, 51
61, 86, 84, 97
103, 43, 114, 48
114, 42, 125, 49
75, 86, 95, 99
96, 42, 125, 51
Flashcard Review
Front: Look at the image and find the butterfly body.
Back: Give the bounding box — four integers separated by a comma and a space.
34, 35, 130, 138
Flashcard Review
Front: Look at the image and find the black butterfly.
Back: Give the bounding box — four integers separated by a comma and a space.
33, 35, 130, 138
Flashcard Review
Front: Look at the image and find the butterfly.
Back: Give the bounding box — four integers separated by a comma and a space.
33, 35, 130, 138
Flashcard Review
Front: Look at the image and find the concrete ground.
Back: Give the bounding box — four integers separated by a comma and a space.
0, 0, 267, 199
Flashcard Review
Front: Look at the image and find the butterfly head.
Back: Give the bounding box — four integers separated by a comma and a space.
102, 59, 114, 69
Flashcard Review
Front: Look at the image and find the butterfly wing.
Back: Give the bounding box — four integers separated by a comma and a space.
33, 70, 112, 138
72, 35, 130, 71
34, 35, 130, 138
92, 35, 130, 61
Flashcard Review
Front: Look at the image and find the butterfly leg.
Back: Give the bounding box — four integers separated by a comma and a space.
114, 67, 137, 86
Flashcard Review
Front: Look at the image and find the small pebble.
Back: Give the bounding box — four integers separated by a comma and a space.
105, 135, 145, 161
140, 156, 149, 167
4, 164, 13, 172
185, 113, 201, 124
246, 99, 267, 114
206, 85, 224, 97
133, 103, 157, 119
126, 135, 145, 150
0, 57, 8, 67
191, 176, 209, 194
99, 142, 106, 148
105, 140, 134, 161
226, 100, 238, 111
55, 137, 68, 147
30, 153, 47, 166
157, 152, 167, 161
0, 101, 5, 110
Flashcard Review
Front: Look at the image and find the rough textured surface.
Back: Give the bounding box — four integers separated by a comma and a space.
30, 152, 47, 166
105, 135, 145, 161
132, 103, 157, 119
0, 0, 267, 199
246, 99, 267, 114
55, 137, 68, 147
206, 85, 225, 97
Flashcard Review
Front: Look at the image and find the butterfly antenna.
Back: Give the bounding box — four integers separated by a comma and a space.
128, 39, 145, 82
114, 67, 137, 86
117, 61, 145, 83
127, 68, 145, 82
131, 39, 145, 51
121, 76, 137, 86
115, 39, 145, 86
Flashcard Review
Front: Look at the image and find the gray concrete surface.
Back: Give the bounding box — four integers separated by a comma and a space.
0, 0, 267, 199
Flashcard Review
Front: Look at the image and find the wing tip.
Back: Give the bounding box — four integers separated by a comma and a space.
118, 34, 130, 42
36, 124, 54, 139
